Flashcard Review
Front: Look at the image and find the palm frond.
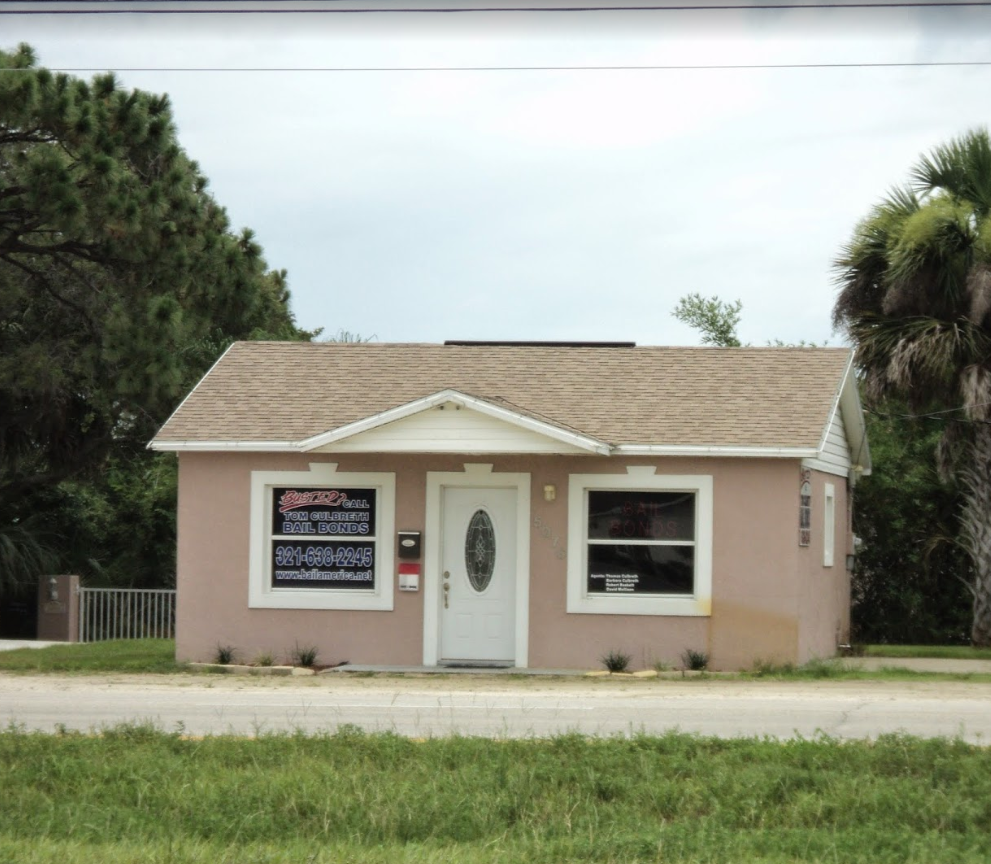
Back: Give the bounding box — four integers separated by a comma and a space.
0, 518, 57, 594
832, 191, 919, 330
935, 418, 969, 482
910, 127, 991, 217
884, 197, 974, 317
961, 365, 991, 421
850, 314, 991, 408
966, 262, 991, 327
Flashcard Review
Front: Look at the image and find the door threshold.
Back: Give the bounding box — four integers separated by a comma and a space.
440, 661, 513, 669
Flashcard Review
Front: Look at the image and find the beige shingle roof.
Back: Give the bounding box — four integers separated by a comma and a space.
151, 342, 853, 449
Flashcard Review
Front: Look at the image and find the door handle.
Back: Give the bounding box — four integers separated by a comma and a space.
443, 582, 450, 609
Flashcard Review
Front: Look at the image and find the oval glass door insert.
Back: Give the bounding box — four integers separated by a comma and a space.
465, 509, 496, 592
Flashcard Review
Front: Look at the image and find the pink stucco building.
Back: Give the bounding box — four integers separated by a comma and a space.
150, 342, 870, 671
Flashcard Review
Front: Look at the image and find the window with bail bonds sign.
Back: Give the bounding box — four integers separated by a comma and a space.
270, 488, 377, 589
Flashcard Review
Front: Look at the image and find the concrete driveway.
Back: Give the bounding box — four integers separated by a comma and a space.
1, 672, 989, 742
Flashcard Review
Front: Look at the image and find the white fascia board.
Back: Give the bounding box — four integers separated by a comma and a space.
817, 352, 872, 479
148, 440, 298, 452
817, 351, 871, 474
146, 341, 237, 451
815, 351, 848, 463
839, 363, 872, 477
298, 388, 612, 455
614, 444, 818, 458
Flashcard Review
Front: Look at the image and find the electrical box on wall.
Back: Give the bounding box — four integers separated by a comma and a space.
398, 562, 420, 592
397, 531, 422, 559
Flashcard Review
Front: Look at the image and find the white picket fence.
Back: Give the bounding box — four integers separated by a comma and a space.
78, 587, 176, 642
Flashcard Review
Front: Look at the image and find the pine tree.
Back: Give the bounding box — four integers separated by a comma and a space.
0, 44, 310, 595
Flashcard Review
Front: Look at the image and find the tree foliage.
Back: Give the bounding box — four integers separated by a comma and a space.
672, 293, 743, 347
833, 127, 991, 646
0, 44, 311, 598
851, 409, 971, 644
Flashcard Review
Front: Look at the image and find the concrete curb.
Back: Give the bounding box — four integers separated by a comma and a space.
187, 662, 315, 676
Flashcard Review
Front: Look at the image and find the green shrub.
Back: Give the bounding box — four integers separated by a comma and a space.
681, 648, 709, 671
291, 643, 319, 668
600, 649, 631, 673
214, 644, 237, 665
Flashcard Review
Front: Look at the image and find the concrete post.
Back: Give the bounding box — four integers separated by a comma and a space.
36, 575, 80, 642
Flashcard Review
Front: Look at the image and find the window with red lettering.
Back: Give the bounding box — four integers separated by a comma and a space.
585, 490, 696, 595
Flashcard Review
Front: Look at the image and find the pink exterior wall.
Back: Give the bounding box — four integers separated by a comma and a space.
796, 470, 852, 664
526, 456, 707, 671
175, 452, 849, 670
707, 459, 801, 670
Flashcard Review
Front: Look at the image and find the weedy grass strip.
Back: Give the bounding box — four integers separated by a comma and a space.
864, 644, 991, 661
1, 726, 989, 862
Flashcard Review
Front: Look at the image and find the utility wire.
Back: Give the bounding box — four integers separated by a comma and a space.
866, 403, 991, 425
3, 1, 991, 12
2, 61, 990, 71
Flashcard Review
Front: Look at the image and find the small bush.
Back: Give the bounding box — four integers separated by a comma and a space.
601, 649, 631, 673
681, 648, 709, 671
653, 659, 672, 673
254, 652, 274, 667
214, 644, 237, 665
291, 643, 319, 668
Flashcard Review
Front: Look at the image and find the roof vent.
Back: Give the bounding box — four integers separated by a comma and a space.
443, 340, 635, 348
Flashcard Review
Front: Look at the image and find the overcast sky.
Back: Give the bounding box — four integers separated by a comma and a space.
3, 1, 990, 346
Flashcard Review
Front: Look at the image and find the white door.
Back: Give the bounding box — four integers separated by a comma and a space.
439, 487, 517, 664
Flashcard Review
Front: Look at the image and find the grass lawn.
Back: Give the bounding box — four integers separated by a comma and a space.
1, 726, 989, 864
863, 644, 991, 660
0, 639, 181, 673
2, 640, 991, 680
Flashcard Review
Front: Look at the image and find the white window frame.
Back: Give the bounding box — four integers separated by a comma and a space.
567, 468, 713, 616
249, 462, 395, 610
823, 482, 836, 568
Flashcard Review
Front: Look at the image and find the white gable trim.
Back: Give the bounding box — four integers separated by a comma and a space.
298, 389, 612, 455
813, 353, 871, 482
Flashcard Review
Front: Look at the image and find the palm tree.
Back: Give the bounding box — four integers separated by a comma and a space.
834, 127, 991, 646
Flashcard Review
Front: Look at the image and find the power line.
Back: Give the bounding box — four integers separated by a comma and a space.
2, 61, 989, 71
866, 403, 991, 425
3, 1, 991, 13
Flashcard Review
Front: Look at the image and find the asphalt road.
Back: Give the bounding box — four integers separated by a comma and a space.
1, 674, 989, 741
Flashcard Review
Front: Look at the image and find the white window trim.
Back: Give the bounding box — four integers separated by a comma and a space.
249, 462, 395, 610
823, 482, 836, 568
567, 468, 713, 616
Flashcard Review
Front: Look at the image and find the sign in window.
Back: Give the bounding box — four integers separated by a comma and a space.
270, 488, 378, 590
585, 490, 697, 596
